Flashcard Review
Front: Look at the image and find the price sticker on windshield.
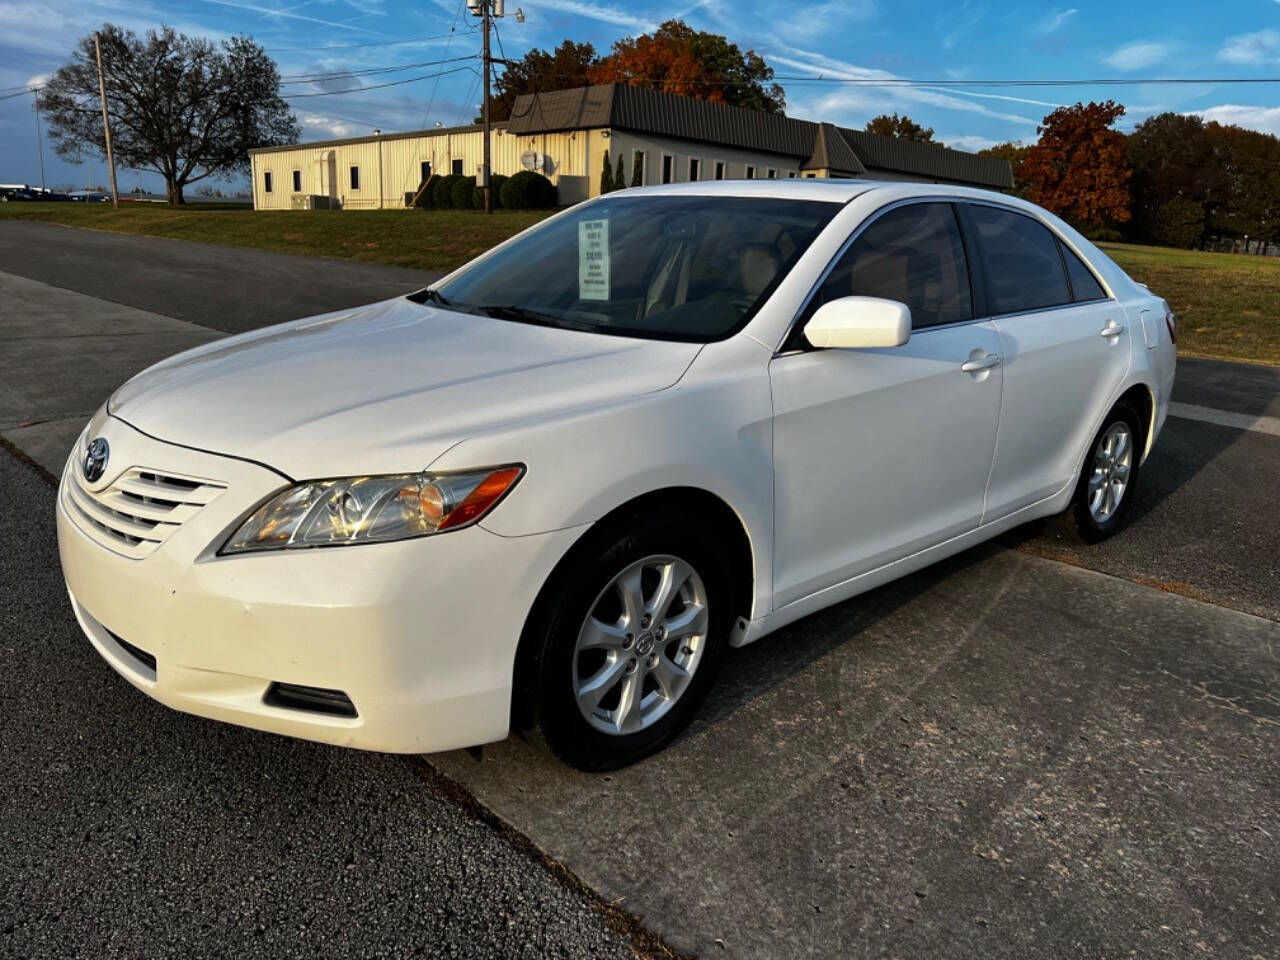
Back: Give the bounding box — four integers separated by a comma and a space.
578, 218, 610, 301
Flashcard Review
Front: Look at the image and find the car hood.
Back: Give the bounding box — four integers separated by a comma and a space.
110, 297, 702, 479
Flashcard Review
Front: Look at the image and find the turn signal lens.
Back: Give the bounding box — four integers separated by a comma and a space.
221, 465, 524, 554
439, 466, 524, 530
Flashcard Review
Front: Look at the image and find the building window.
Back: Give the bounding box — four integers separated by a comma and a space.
451, 158, 463, 176
767, 168, 777, 179
714, 161, 725, 180
745, 165, 756, 179
349, 166, 360, 190
263, 171, 273, 193
688, 157, 701, 181
633, 151, 645, 185
804, 172, 816, 179
420, 161, 432, 182
787, 171, 797, 178
291, 170, 302, 192
661, 154, 674, 184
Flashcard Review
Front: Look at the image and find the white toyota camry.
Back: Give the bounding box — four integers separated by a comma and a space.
58, 181, 1176, 769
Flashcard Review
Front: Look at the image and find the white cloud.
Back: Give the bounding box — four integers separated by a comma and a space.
1033, 8, 1077, 35
1218, 29, 1280, 65
1102, 40, 1173, 71
936, 133, 1004, 151
524, 0, 657, 32
940, 2, 987, 51
1187, 104, 1280, 137
769, 44, 1039, 128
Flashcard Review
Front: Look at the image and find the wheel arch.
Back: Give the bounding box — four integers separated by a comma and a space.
508, 485, 756, 732
1117, 381, 1155, 460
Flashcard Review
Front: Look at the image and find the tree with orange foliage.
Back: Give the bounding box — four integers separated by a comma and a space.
1020, 101, 1131, 228
588, 20, 784, 114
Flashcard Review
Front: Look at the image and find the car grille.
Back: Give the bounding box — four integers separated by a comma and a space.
63, 463, 227, 559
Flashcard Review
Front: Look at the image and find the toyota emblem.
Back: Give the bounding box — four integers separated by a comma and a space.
83, 437, 110, 483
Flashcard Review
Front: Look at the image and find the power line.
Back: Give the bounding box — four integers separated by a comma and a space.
264, 29, 476, 53
284, 64, 478, 98
280, 53, 479, 83
419, 0, 468, 129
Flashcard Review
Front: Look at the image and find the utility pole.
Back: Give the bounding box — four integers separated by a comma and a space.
482, 0, 491, 214
470, 0, 512, 214
33, 89, 45, 192
93, 32, 119, 208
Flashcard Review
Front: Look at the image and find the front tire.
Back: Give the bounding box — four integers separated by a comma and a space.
1070, 400, 1143, 543
532, 516, 730, 771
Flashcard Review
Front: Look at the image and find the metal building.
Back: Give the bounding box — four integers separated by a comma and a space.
248, 84, 1013, 211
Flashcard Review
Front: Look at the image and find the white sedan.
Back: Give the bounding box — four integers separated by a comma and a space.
57, 181, 1176, 769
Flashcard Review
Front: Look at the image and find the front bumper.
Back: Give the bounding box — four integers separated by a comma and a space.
57, 415, 585, 753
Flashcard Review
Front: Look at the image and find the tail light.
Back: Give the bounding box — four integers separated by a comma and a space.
1165, 311, 1177, 345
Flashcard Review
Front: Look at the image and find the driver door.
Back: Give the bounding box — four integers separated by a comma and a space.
769, 201, 1003, 607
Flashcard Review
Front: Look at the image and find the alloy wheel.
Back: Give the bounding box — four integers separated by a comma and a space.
572, 554, 709, 736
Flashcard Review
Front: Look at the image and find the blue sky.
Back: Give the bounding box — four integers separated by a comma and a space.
2, 0, 1279, 192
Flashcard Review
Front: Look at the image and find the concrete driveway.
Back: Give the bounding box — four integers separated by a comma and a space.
1, 224, 1276, 959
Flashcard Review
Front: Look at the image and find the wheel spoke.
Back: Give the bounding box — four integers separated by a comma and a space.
579, 616, 629, 651
646, 558, 691, 621
651, 655, 691, 701
1113, 428, 1130, 462
616, 566, 646, 629
1112, 462, 1129, 481
613, 673, 645, 733
577, 655, 628, 712
662, 601, 708, 640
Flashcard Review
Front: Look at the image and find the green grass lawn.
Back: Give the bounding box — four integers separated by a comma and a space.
2, 204, 1276, 364
0, 202, 549, 273
1099, 242, 1280, 366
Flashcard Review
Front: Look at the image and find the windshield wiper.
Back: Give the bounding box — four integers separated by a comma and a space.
478, 304, 596, 332
410, 287, 453, 307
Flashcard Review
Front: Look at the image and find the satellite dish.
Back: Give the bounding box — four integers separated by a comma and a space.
520, 150, 542, 171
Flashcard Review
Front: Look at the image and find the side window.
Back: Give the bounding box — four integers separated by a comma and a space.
451, 158, 463, 176
349, 166, 360, 190
968, 205, 1070, 314
420, 161, 432, 182
291, 170, 302, 192
263, 171, 273, 193
1059, 240, 1107, 302
808, 203, 973, 330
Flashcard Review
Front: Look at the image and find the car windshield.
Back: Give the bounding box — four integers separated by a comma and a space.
425, 195, 841, 342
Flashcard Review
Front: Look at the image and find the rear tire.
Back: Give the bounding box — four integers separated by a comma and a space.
1070, 400, 1143, 543
531, 515, 730, 771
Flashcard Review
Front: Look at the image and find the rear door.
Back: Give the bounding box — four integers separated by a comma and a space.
769, 201, 1003, 607
963, 203, 1131, 519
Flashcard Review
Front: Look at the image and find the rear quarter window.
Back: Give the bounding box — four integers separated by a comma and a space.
1059, 240, 1108, 302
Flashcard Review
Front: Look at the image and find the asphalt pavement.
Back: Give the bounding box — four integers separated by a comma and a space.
0, 220, 439, 333
2, 224, 1278, 959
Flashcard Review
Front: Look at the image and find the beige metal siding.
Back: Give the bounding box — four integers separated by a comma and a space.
605, 131, 801, 188
250, 128, 592, 210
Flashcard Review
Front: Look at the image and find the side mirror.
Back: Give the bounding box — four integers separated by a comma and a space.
803, 296, 911, 350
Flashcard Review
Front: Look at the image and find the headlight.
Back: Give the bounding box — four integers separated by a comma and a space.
220, 465, 523, 554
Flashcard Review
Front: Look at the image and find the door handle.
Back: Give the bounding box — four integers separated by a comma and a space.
1100, 319, 1124, 338
961, 353, 1001, 373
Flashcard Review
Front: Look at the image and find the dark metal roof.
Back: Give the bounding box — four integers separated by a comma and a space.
802, 122, 865, 175
508, 85, 1011, 190
837, 127, 1012, 189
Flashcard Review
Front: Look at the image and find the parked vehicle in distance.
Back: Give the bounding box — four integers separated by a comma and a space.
58, 181, 1176, 769
0, 187, 38, 202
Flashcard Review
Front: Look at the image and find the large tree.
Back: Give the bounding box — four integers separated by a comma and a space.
1204, 122, 1280, 248
483, 39, 596, 122
1019, 100, 1131, 228
979, 141, 1033, 197
1127, 113, 1225, 247
588, 20, 785, 113
38, 24, 298, 204
865, 113, 938, 144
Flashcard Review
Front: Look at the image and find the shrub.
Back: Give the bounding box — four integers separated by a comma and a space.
473, 174, 507, 209
630, 151, 644, 187
600, 148, 614, 194
614, 153, 625, 191
433, 173, 462, 209
500, 170, 557, 209
451, 174, 477, 210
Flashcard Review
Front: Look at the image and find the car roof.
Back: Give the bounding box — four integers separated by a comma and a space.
611, 178, 1015, 205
